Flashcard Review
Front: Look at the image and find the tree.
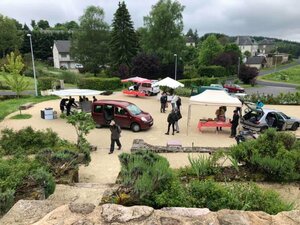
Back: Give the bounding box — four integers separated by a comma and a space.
30, 20, 37, 30
238, 64, 258, 84
71, 6, 110, 75
1, 52, 29, 98
66, 111, 96, 154
141, 0, 186, 64
0, 15, 22, 57
198, 34, 223, 66
110, 1, 138, 69
37, 20, 50, 30
131, 53, 160, 79
244, 50, 251, 58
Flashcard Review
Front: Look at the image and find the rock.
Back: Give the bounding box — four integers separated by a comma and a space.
161, 207, 210, 218
69, 203, 95, 214
160, 216, 182, 225
0, 200, 65, 225
101, 203, 154, 223
71, 218, 95, 225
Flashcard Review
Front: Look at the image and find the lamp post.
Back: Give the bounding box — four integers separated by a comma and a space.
174, 53, 177, 80
27, 34, 38, 96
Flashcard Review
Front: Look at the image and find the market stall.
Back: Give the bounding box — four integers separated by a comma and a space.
187, 90, 242, 134
121, 76, 155, 97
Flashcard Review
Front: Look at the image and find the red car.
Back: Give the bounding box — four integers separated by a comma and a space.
223, 84, 245, 93
92, 100, 153, 132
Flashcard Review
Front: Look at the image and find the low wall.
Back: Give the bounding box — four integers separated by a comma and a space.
130, 139, 229, 153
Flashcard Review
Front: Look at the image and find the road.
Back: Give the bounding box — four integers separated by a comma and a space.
256, 59, 300, 88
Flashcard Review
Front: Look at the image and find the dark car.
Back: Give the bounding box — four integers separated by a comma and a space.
240, 104, 300, 132
92, 100, 153, 132
223, 84, 245, 93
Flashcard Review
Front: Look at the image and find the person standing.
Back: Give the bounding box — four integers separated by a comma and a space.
165, 109, 178, 135
160, 92, 168, 113
66, 98, 78, 116
59, 98, 68, 114
174, 108, 182, 133
176, 96, 182, 111
93, 96, 97, 102
230, 110, 240, 138
109, 120, 122, 154
171, 94, 178, 110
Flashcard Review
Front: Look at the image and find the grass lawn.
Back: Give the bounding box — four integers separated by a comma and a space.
260, 60, 298, 72
0, 95, 58, 121
260, 64, 300, 85
10, 114, 32, 119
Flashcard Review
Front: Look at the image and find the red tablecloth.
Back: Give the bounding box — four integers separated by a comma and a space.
122, 89, 147, 97
198, 120, 231, 132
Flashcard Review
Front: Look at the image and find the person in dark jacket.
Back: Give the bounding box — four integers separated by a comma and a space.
165, 109, 178, 135
160, 92, 168, 113
66, 98, 78, 116
59, 98, 68, 113
109, 120, 122, 154
230, 110, 240, 138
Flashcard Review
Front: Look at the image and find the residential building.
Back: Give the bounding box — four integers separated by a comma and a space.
52, 40, 76, 69
236, 36, 258, 56
186, 36, 196, 47
245, 56, 267, 70
258, 39, 275, 54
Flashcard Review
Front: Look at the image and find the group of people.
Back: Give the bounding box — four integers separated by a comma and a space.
59, 97, 78, 116
215, 106, 240, 138
162, 93, 182, 135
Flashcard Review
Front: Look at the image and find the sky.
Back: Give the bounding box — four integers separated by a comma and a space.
0, 0, 300, 42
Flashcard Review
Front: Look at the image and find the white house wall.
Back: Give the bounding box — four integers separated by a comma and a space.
53, 45, 60, 69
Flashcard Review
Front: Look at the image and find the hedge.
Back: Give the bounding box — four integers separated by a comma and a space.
78, 77, 121, 90
198, 65, 227, 77
178, 77, 219, 88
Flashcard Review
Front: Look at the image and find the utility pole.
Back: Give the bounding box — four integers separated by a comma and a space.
174, 54, 178, 80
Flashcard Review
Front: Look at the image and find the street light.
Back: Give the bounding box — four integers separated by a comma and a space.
174, 54, 177, 80
27, 34, 38, 96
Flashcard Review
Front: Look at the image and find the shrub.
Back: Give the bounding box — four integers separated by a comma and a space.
38, 77, 56, 90
0, 189, 15, 215
244, 92, 300, 105
0, 81, 10, 90
30, 168, 55, 198
174, 87, 191, 97
238, 64, 258, 84
78, 77, 121, 90
59, 70, 80, 84
197, 65, 227, 77
188, 154, 219, 179
118, 151, 174, 206
230, 129, 300, 181
178, 77, 219, 88
0, 127, 59, 155
188, 180, 292, 214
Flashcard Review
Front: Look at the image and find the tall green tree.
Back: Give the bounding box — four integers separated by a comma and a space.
37, 20, 50, 30
141, 0, 185, 64
1, 52, 29, 98
110, 1, 138, 69
198, 34, 223, 66
0, 15, 22, 57
71, 6, 110, 75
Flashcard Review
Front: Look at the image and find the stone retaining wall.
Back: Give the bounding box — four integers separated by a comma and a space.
130, 139, 229, 153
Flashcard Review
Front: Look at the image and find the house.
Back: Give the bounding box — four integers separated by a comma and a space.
52, 40, 77, 69
236, 36, 258, 56
258, 39, 275, 54
186, 36, 196, 47
245, 56, 267, 70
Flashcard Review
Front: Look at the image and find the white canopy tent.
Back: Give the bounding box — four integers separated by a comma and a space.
187, 90, 242, 134
152, 77, 184, 89
49, 89, 104, 97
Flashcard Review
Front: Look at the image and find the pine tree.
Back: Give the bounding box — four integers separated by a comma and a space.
110, 1, 138, 68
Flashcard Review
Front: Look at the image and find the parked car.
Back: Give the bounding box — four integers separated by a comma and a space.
240, 104, 300, 132
223, 84, 245, 93
128, 80, 160, 96
75, 63, 84, 69
92, 100, 153, 132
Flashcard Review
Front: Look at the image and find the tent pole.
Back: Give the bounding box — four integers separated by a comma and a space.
187, 104, 191, 135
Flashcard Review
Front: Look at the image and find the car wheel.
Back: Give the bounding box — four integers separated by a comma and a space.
291, 122, 299, 131
131, 123, 141, 132
260, 126, 268, 133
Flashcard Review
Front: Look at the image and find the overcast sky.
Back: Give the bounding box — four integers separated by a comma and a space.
1, 0, 300, 42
